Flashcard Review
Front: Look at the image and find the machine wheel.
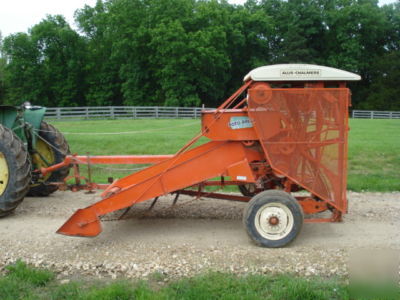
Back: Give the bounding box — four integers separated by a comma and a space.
238, 183, 258, 197
243, 190, 303, 248
28, 122, 70, 197
0, 125, 31, 217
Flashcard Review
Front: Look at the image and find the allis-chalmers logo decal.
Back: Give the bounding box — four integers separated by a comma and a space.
280, 69, 322, 77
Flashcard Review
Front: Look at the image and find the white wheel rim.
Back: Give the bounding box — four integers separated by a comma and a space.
254, 202, 294, 240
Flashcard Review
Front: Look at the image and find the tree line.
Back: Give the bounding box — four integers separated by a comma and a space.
0, 0, 399, 109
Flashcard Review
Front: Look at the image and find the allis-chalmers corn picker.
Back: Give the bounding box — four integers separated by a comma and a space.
0, 64, 360, 247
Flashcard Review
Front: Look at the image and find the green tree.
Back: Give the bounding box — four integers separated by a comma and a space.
382, 1, 400, 52
224, 1, 273, 94
261, 0, 326, 64
2, 16, 87, 106
362, 2, 400, 110
323, 0, 388, 107
2, 32, 42, 105
147, 0, 231, 106
1, 0, 398, 110
363, 51, 400, 110
0, 31, 7, 104
30, 15, 87, 106
75, 1, 124, 106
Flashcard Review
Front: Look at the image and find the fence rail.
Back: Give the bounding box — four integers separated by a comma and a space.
45, 106, 211, 120
352, 110, 400, 119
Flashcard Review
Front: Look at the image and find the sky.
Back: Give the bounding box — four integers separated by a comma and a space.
0, 0, 398, 37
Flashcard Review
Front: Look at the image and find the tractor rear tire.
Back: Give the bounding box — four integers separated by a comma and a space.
243, 190, 303, 248
0, 125, 31, 217
28, 122, 70, 197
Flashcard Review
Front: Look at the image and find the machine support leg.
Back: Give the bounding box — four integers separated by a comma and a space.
196, 184, 204, 199
85, 153, 95, 194
172, 192, 180, 206
118, 206, 132, 220
148, 197, 159, 210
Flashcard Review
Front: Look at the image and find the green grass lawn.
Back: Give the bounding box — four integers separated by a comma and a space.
1, 260, 399, 300
347, 119, 400, 191
54, 119, 200, 156
49, 118, 400, 192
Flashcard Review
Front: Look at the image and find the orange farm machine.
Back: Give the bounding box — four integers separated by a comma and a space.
2, 64, 361, 247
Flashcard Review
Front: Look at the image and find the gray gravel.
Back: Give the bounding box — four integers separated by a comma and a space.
0, 191, 399, 280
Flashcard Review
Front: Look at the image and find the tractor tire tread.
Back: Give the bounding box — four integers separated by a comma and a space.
0, 125, 31, 216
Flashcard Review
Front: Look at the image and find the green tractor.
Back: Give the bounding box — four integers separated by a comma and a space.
0, 103, 70, 216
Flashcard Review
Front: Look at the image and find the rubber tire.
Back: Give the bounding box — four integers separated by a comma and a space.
243, 190, 304, 248
0, 125, 31, 217
238, 183, 258, 197
28, 122, 70, 197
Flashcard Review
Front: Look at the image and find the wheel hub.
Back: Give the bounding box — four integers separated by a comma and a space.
255, 202, 294, 240
0, 152, 9, 196
268, 216, 279, 225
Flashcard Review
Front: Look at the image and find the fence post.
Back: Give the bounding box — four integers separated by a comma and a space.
155, 106, 159, 119
110, 106, 115, 119
390, 111, 393, 119
175, 107, 179, 118
194, 107, 197, 118
56, 108, 61, 120
371, 111, 374, 119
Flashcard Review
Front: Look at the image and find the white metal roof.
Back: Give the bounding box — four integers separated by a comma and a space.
244, 64, 361, 82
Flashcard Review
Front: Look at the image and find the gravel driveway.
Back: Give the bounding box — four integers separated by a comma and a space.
0, 191, 399, 279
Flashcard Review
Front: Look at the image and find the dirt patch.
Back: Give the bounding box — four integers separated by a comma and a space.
0, 191, 399, 279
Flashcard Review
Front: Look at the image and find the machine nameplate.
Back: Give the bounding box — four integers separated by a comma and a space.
229, 117, 253, 130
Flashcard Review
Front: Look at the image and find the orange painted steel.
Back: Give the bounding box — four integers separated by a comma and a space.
247, 86, 349, 213
58, 141, 262, 236
179, 190, 250, 202
297, 197, 328, 214
202, 110, 258, 141
56, 78, 352, 237
73, 155, 173, 164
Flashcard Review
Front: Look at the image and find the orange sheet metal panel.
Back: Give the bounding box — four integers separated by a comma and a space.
202, 110, 258, 141
247, 87, 349, 212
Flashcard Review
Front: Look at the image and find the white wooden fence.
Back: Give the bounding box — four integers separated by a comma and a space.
44, 106, 400, 120
45, 106, 210, 120
352, 110, 400, 119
